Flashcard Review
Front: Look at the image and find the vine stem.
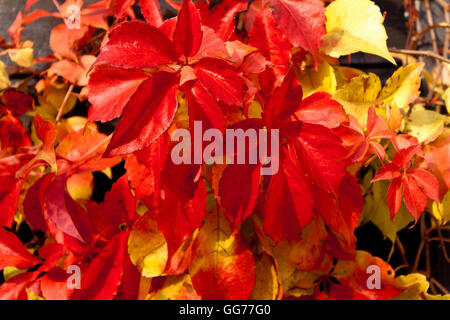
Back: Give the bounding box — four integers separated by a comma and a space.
388, 48, 450, 64
55, 83, 74, 122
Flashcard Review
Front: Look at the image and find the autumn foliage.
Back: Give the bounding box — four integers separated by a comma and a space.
0, 0, 449, 300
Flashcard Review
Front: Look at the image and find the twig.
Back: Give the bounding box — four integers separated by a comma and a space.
388, 48, 450, 64
424, 0, 439, 54
429, 213, 450, 264
413, 215, 427, 271
409, 23, 450, 49
55, 83, 74, 122
431, 278, 450, 295
395, 237, 410, 267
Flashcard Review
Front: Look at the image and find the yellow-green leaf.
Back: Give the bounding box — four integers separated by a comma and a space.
0, 61, 10, 89
8, 48, 34, 68
128, 214, 168, 278
299, 61, 337, 96
393, 273, 450, 300
250, 252, 280, 300
432, 191, 450, 225
332, 73, 381, 126
362, 177, 413, 243
443, 87, 450, 114
379, 63, 424, 110
322, 0, 395, 65
404, 109, 445, 144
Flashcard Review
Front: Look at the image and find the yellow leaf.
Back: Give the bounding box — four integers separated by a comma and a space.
128, 213, 168, 278
379, 63, 424, 110
432, 191, 450, 225
3, 266, 27, 282
36, 82, 77, 120
322, 0, 395, 65
67, 172, 93, 200
26, 288, 45, 300
250, 252, 280, 300
404, 109, 445, 144
146, 274, 200, 300
393, 273, 450, 300
0, 61, 10, 89
333, 66, 366, 88
333, 73, 381, 126
100, 167, 113, 180
247, 101, 263, 119
8, 48, 34, 68
444, 87, 450, 114
299, 61, 337, 96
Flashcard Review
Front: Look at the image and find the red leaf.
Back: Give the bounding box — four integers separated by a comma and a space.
387, 177, 402, 219
189, 212, 256, 299
162, 158, 202, 203
194, 57, 246, 106
263, 67, 302, 126
295, 92, 347, 129
174, 0, 203, 57
1, 89, 34, 117
0, 228, 41, 270
101, 174, 137, 229
139, 0, 163, 27
0, 271, 39, 300
219, 163, 261, 228
408, 169, 440, 203
366, 106, 395, 141
49, 24, 91, 61
43, 175, 92, 244
202, 0, 248, 40
25, 0, 39, 12
125, 134, 169, 208
114, 0, 136, 18
71, 232, 128, 300
0, 110, 31, 157
8, 12, 24, 46
184, 80, 226, 131
248, 8, 290, 81
317, 174, 363, 251
95, 21, 175, 69
393, 145, 421, 168
372, 163, 401, 182
40, 268, 71, 300
263, 147, 314, 242
402, 175, 429, 222
268, 0, 326, 62
104, 71, 178, 156
23, 175, 49, 232
0, 157, 29, 228
288, 122, 346, 194
158, 179, 207, 258
34, 114, 56, 152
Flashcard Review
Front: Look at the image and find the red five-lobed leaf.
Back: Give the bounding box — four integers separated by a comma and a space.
94, 21, 175, 69
0, 228, 41, 270
268, 0, 326, 63
174, 0, 204, 58
104, 71, 179, 156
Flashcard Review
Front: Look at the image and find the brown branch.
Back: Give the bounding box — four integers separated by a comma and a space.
409, 23, 450, 49
431, 278, 450, 295
424, 0, 439, 53
395, 237, 410, 267
388, 48, 450, 64
429, 213, 450, 264
55, 83, 74, 122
